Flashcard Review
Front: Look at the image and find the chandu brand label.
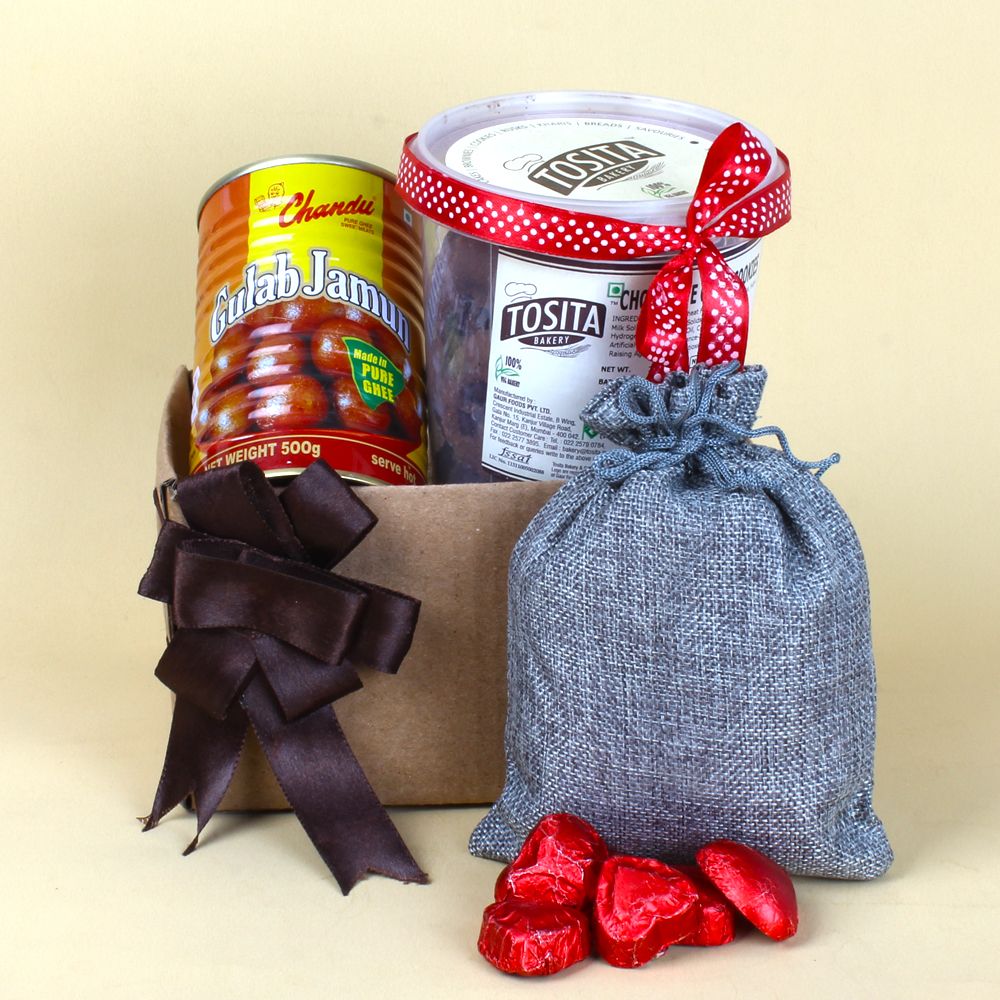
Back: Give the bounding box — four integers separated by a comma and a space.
481, 241, 761, 481
278, 189, 375, 225
192, 160, 427, 485
445, 117, 709, 204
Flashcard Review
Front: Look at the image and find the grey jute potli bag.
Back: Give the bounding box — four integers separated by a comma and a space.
470, 362, 893, 880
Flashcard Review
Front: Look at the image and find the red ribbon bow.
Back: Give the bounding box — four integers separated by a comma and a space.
139, 460, 427, 894
634, 124, 790, 381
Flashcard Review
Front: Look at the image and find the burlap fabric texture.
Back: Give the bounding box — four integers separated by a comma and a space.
470, 363, 893, 880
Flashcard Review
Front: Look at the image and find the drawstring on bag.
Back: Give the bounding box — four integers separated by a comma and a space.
592, 362, 839, 489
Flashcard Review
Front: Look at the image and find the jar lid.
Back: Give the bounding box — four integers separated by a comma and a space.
407, 91, 782, 227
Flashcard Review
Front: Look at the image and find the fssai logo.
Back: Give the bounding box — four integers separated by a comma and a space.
500, 291, 606, 349
526, 141, 664, 195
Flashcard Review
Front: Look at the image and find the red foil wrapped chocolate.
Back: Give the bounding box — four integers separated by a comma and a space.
494, 813, 609, 909
494, 864, 512, 900
478, 899, 591, 977
592, 855, 701, 968
675, 864, 738, 946
696, 839, 799, 942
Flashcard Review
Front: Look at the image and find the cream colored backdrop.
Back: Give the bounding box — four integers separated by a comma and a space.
2, 2, 997, 997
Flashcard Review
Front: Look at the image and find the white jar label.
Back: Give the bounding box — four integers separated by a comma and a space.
480, 242, 761, 481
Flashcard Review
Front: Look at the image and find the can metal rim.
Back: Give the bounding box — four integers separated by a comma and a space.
197, 154, 397, 225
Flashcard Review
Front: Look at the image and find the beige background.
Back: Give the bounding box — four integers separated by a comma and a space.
2, 1, 997, 996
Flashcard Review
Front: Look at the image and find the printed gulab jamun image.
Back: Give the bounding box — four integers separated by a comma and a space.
245, 332, 307, 384
311, 319, 359, 378
392, 385, 424, 442
368, 322, 411, 380
209, 323, 252, 387
248, 375, 329, 433
250, 295, 331, 332
330, 375, 392, 433
194, 382, 254, 447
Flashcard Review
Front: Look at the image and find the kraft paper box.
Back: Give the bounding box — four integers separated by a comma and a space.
155, 367, 559, 808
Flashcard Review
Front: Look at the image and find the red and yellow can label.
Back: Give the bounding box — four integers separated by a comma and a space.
192, 159, 426, 484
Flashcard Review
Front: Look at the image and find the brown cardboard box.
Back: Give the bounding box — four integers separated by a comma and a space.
155, 368, 560, 808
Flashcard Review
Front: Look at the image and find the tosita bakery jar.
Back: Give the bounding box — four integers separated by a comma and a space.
398, 92, 791, 484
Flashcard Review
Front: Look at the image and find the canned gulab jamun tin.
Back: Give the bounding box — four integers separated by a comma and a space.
192, 155, 427, 484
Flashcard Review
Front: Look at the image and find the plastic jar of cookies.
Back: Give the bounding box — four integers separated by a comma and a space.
398, 92, 785, 483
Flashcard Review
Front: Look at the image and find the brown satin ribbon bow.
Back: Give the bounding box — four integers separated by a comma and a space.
138, 459, 426, 894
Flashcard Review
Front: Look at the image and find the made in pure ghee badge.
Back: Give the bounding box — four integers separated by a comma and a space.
191, 156, 427, 484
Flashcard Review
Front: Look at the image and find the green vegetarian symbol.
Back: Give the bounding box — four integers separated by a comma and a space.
582, 422, 598, 439
495, 356, 521, 380
344, 337, 404, 410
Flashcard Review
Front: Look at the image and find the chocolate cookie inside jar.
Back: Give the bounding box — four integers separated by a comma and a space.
399, 92, 784, 484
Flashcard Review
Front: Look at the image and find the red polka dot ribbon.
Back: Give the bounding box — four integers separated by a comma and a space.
398, 123, 790, 378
